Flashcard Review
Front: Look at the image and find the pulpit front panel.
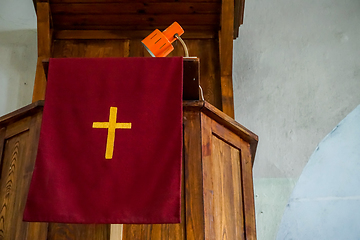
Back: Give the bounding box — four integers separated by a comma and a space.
201, 114, 246, 240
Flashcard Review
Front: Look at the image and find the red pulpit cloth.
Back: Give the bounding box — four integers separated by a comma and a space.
24, 57, 183, 224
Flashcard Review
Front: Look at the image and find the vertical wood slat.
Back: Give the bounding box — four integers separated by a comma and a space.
201, 113, 246, 240
234, 0, 245, 38
0, 128, 30, 239
240, 142, 257, 240
183, 111, 204, 240
201, 114, 215, 240
219, 0, 235, 118
33, 2, 52, 102
0, 128, 5, 169
230, 146, 245, 239
47, 223, 110, 240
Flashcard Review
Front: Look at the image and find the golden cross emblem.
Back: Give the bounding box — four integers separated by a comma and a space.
92, 107, 132, 159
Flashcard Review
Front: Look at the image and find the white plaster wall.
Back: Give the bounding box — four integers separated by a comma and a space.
0, 0, 36, 31
0, 30, 37, 116
277, 104, 360, 240
0, 0, 37, 116
233, 0, 360, 239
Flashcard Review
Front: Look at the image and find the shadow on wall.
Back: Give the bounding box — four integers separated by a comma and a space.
0, 30, 37, 116
277, 104, 360, 240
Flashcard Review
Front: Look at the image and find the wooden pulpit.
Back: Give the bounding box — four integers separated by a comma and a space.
0, 0, 258, 239
0, 100, 257, 240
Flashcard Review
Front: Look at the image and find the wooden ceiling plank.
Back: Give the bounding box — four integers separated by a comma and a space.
52, 14, 219, 26
53, 29, 217, 39
51, 3, 221, 15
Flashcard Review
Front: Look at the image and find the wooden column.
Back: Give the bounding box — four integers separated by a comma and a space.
219, 0, 235, 118
32, 1, 51, 102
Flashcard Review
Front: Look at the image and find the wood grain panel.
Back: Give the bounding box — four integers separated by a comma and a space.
185, 40, 221, 109
51, 3, 221, 14
183, 111, 204, 240
123, 223, 185, 240
52, 39, 130, 57
0, 102, 47, 239
47, 223, 110, 240
200, 114, 214, 239
202, 114, 245, 240
0, 128, 5, 169
27, 222, 49, 240
0, 131, 30, 239
230, 145, 245, 239
129, 39, 145, 57
240, 142, 256, 240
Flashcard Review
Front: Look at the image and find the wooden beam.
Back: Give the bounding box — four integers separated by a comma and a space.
32, 2, 52, 102
53, 30, 217, 40
51, 3, 221, 15
52, 14, 219, 27
234, 0, 245, 38
219, 0, 235, 118
241, 144, 257, 240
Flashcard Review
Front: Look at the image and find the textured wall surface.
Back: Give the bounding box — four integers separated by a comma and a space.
0, 30, 37, 116
277, 104, 360, 240
0, 0, 36, 31
233, 0, 360, 239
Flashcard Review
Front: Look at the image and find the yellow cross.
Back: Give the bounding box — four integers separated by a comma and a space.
92, 107, 132, 159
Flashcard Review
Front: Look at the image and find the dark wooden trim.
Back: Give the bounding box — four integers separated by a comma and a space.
219, 0, 235, 118
33, 2, 52, 102
183, 58, 200, 101
234, 0, 245, 38
0, 101, 44, 128
183, 110, 205, 240
0, 128, 5, 177
240, 145, 257, 240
